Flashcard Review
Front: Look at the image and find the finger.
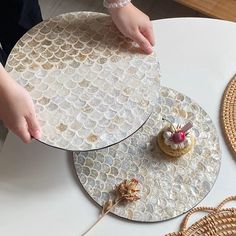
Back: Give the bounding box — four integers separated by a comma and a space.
14, 119, 32, 144
141, 24, 155, 46
26, 113, 41, 139
131, 30, 153, 54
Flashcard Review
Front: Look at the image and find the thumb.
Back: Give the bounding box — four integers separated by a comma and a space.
131, 30, 153, 54
141, 26, 155, 47
26, 113, 41, 139
13, 119, 32, 144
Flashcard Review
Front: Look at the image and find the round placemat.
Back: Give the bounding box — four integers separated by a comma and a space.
221, 74, 236, 155
73, 86, 221, 222
5, 12, 160, 151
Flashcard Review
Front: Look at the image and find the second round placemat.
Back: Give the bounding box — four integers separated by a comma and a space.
73, 86, 221, 222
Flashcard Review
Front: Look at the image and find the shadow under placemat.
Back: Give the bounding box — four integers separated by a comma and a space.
0, 121, 8, 149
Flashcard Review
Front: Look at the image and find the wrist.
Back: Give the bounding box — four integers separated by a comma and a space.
108, 2, 132, 16
103, 0, 131, 9
0, 64, 14, 95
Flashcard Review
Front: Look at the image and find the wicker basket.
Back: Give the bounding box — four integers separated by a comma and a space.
221, 74, 236, 156
166, 196, 236, 236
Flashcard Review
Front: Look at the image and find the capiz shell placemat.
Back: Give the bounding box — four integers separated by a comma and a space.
73, 87, 221, 222
6, 12, 160, 151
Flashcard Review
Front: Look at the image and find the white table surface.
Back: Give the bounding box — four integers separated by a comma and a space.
1, 17, 236, 236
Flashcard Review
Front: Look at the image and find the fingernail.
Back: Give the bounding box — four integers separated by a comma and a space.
146, 46, 153, 54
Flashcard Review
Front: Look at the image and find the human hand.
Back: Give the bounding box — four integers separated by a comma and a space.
0, 64, 41, 143
109, 3, 155, 54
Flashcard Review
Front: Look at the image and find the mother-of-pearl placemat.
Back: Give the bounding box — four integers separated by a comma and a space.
5, 12, 160, 151
73, 87, 221, 222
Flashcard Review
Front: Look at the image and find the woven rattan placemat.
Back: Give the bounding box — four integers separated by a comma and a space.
221, 74, 236, 155
166, 195, 236, 236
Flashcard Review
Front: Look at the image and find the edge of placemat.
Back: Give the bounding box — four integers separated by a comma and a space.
221, 74, 236, 156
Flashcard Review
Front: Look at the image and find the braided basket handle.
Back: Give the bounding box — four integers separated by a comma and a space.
180, 206, 216, 231
180, 195, 236, 231
216, 195, 236, 210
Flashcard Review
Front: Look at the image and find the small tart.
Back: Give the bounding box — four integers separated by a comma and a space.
157, 129, 195, 157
